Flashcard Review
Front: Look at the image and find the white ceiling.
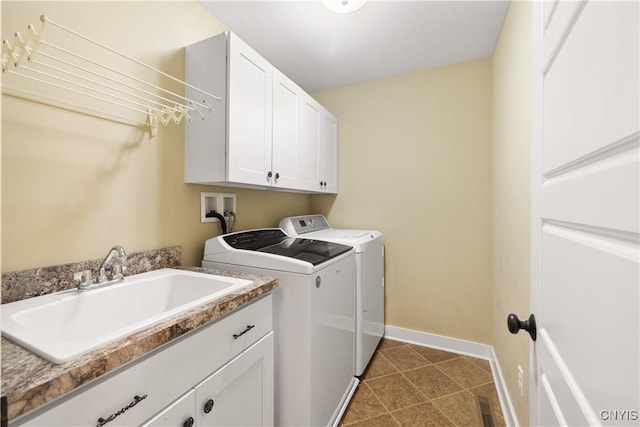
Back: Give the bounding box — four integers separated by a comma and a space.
199, 1, 510, 92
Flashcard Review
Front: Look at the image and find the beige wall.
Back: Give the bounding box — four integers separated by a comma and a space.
491, 2, 532, 425
1, 1, 309, 272
312, 59, 493, 344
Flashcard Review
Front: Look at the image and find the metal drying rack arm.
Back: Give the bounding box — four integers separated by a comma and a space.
1, 14, 221, 137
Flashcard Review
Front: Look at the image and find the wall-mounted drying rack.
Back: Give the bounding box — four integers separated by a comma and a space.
1, 15, 220, 137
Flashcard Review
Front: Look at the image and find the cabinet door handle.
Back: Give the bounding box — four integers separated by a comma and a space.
233, 324, 255, 339
267, 171, 273, 179
183, 416, 194, 427
204, 398, 215, 414
275, 172, 280, 179
96, 394, 148, 427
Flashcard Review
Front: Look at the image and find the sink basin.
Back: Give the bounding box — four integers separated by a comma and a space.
1, 268, 252, 363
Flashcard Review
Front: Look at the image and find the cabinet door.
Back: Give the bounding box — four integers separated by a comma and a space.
300, 95, 322, 191
196, 332, 274, 427
227, 33, 273, 186
272, 69, 302, 189
142, 390, 195, 427
320, 109, 338, 194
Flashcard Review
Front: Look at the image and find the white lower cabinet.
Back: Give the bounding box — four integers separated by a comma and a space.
143, 333, 274, 427
13, 295, 273, 427
195, 333, 274, 426
143, 390, 196, 427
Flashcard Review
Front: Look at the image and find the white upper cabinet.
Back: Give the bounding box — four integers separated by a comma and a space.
227, 34, 273, 186
300, 95, 322, 191
272, 69, 303, 189
185, 31, 338, 194
299, 96, 338, 194
320, 110, 338, 193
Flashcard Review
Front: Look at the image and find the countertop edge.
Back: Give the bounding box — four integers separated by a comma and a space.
1, 267, 278, 422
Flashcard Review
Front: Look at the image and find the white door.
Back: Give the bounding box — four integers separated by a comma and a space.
529, 1, 639, 426
272, 69, 302, 189
227, 33, 273, 186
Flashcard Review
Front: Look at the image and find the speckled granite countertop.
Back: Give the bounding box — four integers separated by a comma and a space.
1, 266, 277, 422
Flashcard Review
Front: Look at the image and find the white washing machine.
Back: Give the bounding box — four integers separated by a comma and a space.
279, 215, 384, 376
202, 228, 358, 427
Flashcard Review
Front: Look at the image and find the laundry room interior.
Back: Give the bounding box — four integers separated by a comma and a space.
4, 1, 634, 427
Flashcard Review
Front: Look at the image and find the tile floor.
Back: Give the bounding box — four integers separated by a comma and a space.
340, 339, 506, 427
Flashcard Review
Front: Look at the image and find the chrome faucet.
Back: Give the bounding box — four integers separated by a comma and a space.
96, 245, 127, 282
74, 245, 127, 291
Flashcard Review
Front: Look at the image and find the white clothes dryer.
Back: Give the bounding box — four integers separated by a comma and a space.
202, 228, 358, 427
279, 215, 384, 376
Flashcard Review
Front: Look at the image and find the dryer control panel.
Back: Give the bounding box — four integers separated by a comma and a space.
280, 215, 330, 236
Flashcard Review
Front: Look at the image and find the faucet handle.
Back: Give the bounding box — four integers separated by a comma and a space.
96, 267, 108, 282
73, 270, 93, 288
110, 264, 126, 280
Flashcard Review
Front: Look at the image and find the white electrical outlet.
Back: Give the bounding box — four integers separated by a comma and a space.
517, 364, 524, 397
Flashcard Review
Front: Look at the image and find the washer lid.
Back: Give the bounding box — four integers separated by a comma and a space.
223, 228, 287, 250
223, 229, 352, 266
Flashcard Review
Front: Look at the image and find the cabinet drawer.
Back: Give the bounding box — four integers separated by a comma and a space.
15, 295, 272, 426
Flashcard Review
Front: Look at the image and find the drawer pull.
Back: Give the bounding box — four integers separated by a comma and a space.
183, 416, 195, 427
204, 398, 215, 413
96, 394, 147, 427
233, 324, 255, 339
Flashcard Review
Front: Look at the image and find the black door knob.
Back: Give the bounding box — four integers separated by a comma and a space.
203, 398, 215, 413
267, 171, 273, 179
275, 172, 280, 179
507, 313, 537, 341
183, 417, 194, 427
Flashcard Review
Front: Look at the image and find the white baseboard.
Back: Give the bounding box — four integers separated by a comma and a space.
489, 346, 520, 427
384, 324, 520, 427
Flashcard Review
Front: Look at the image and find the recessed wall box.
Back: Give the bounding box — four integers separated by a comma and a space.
201, 192, 236, 223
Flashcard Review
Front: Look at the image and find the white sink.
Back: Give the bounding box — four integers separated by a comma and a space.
1, 268, 252, 363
